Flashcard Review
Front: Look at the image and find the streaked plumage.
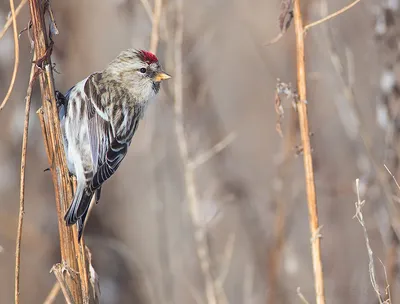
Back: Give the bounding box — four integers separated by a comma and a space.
58, 49, 170, 240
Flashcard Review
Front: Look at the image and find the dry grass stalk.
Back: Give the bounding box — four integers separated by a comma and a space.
0, 0, 20, 111
0, 0, 27, 40
15, 55, 36, 304
297, 287, 311, 304
303, 0, 362, 33
353, 179, 391, 303
28, 0, 93, 302
293, 1, 326, 303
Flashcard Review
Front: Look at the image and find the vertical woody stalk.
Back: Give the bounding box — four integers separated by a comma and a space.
293, 1, 326, 303
28, 0, 92, 302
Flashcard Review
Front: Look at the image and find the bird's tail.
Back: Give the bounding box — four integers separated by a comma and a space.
64, 183, 94, 241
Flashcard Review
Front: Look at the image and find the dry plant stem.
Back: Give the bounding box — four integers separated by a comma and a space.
384, 164, 400, 190
267, 109, 297, 303
303, 0, 362, 33
0, 0, 27, 40
297, 287, 311, 304
354, 179, 388, 303
43, 282, 61, 304
293, 1, 326, 303
149, 0, 163, 53
29, 0, 92, 302
15, 56, 35, 304
173, 0, 224, 303
51, 264, 74, 304
0, 0, 20, 111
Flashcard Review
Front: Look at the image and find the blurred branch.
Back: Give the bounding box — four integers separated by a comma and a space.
297, 287, 311, 304
149, 0, 162, 53
304, 0, 362, 34
28, 0, 93, 302
139, 0, 153, 20
15, 53, 36, 304
43, 282, 61, 304
216, 233, 236, 288
323, 11, 400, 240
0, 0, 20, 111
172, 0, 227, 303
353, 179, 390, 304
0, 0, 27, 40
293, 1, 326, 303
188, 132, 236, 169
384, 164, 400, 190
267, 108, 297, 302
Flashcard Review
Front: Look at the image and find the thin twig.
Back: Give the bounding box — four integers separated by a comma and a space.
293, 1, 326, 303
0, 0, 20, 111
379, 258, 392, 303
43, 282, 61, 304
353, 179, 387, 304
0, 0, 27, 40
297, 287, 311, 304
384, 164, 400, 191
15, 54, 36, 304
149, 0, 163, 53
303, 0, 362, 33
188, 132, 236, 169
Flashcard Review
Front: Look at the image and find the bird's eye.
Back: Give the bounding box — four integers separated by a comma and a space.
139, 67, 147, 73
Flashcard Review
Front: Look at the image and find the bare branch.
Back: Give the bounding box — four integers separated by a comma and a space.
188, 133, 236, 169
172, 0, 227, 303
0, 0, 27, 40
353, 179, 387, 304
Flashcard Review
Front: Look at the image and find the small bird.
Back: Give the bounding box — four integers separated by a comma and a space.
57, 49, 171, 241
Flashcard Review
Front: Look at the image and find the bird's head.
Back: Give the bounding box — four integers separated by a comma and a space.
105, 49, 171, 102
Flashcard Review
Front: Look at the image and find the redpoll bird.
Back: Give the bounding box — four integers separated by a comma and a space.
57, 49, 171, 241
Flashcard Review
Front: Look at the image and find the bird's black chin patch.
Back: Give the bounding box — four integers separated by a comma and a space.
152, 81, 160, 94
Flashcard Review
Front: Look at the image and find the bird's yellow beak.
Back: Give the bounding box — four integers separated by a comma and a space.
153, 72, 171, 82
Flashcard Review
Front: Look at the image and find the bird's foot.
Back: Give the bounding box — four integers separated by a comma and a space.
55, 90, 67, 108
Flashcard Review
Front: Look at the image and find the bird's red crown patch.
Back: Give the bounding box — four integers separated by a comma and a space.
138, 50, 158, 64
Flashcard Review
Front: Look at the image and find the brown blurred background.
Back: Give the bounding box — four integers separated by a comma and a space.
1, 0, 399, 303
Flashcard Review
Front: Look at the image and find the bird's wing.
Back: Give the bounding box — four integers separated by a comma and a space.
85, 74, 112, 174
89, 106, 141, 191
